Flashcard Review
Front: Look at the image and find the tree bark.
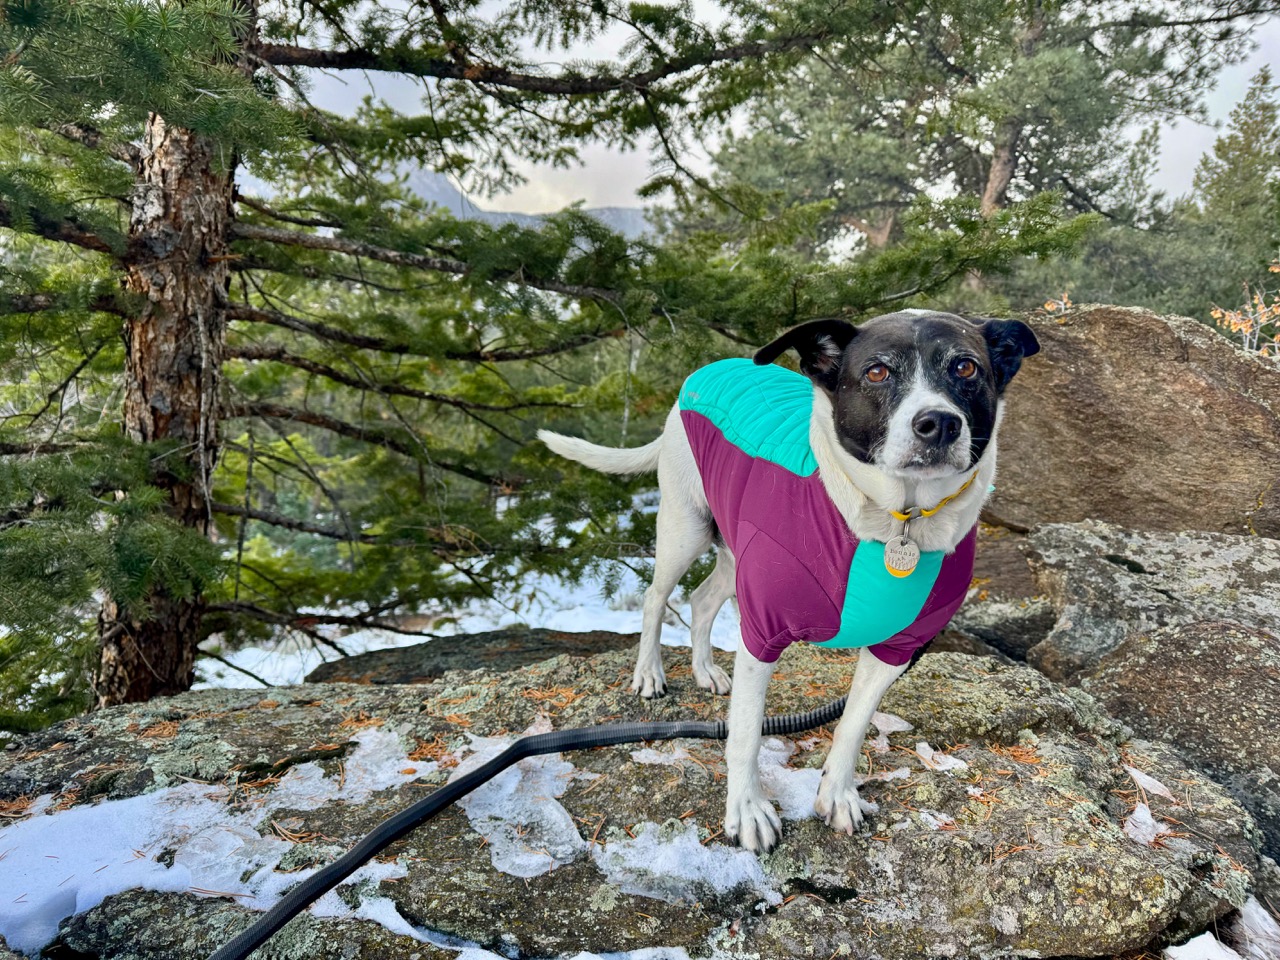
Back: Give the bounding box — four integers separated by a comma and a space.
94, 116, 234, 708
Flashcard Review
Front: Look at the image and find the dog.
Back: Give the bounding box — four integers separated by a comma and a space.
538, 310, 1039, 852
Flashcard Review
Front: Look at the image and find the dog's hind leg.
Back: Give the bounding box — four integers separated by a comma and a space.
814, 648, 909, 834
632, 496, 713, 698
688, 549, 734, 695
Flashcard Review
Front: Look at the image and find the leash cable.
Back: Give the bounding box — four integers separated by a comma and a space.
207, 694, 849, 960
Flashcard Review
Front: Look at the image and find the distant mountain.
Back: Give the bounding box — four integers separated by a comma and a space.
401, 168, 651, 240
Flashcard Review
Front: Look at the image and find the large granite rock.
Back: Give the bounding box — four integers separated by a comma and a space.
1085, 620, 1280, 863
0, 646, 1268, 959
305, 625, 638, 684
1024, 520, 1280, 681
986, 304, 1280, 538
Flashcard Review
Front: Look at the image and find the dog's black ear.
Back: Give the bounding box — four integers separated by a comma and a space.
979, 319, 1040, 391
753, 319, 857, 392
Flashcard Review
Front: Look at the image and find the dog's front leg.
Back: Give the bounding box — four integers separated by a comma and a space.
815, 649, 909, 834
723, 643, 781, 852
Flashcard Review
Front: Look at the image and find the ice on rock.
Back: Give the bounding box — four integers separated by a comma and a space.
592, 821, 780, 906
631, 745, 694, 766
916, 741, 968, 772
868, 711, 913, 754
0, 728, 422, 954
451, 719, 596, 878
1124, 764, 1175, 801
1123, 802, 1162, 846
756, 737, 821, 820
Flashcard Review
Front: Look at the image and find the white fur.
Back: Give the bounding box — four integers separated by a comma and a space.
537, 429, 663, 475
541, 377, 1002, 853
876, 367, 972, 477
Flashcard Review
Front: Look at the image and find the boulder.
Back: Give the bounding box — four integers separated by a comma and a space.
0, 646, 1267, 959
985, 304, 1280, 538
1024, 520, 1280, 681
1085, 620, 1280, 862
305, 625, 638, 684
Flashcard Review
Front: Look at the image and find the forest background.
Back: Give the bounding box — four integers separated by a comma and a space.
1, 0, 1278, 732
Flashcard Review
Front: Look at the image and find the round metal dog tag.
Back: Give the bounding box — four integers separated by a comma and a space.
884, 536, 920, 578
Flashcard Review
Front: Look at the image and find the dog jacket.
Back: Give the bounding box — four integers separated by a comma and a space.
679, 359, 977, 666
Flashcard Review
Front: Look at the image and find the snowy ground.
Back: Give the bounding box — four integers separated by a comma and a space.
195, 563, 742, 690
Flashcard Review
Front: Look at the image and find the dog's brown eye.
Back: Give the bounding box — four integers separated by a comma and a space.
955, 358, 978, 379
865, 364, 890, 383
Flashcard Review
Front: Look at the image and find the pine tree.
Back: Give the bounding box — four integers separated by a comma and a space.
662, 2, 1277, 272
0, 0, 1139, 726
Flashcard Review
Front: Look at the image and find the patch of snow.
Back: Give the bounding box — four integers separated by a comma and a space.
918, 809, 954, 831
1164, 932, 1245, 960
868, 711, 913, 754
916, 741, 968, 772
1125, 764, 1175, 801
450, 719, 596, 878
592, 821, 780, 906
0, 728, 422, 954
1124, 802, 1161, 846
630, 745, 694, 766
756, 738, 822, 821
864, 766, 910, 783
1226, 896, 1280, 960
197, 563, 743, 691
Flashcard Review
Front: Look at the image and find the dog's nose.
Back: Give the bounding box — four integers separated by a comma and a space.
912, 409, 962, 445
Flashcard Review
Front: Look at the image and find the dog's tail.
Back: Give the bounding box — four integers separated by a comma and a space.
537, 429, 663, 475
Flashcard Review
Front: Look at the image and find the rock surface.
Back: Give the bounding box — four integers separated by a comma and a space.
0, 646, 1268, 959
305, 625, 638, 684
986, 304, 1280, 538
1085, 620, 1280, 862
1023, 520, 1280, 681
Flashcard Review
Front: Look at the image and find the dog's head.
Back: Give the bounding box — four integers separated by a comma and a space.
754, 310, 1038, 480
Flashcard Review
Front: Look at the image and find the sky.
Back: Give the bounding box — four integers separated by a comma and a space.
307, 14, 1280, 215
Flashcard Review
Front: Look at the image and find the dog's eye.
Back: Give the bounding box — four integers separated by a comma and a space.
865, 364, 890, 383
954, 358, 979, 379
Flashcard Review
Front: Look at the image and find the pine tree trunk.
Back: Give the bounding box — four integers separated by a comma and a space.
94, 115, 234, 707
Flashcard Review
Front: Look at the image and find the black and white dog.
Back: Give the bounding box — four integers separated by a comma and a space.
540, 310, 1038, 852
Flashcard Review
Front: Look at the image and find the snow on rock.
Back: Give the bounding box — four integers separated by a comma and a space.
916, 741, 968, 772
756, 737, 822, 820
630, 745, 694, 766
918, 809, 955, 831
1124, 802, 1162, 846
592, 821, 780, 906
868, 711, 913, 754
450, 718, 596, 878
1125, 764, 1176, 801
1226, 896, 1280, 960
0, 729, 421, 955
1164, 931, 1245, 960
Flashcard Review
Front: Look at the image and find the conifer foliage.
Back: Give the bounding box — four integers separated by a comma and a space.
0, 0, 1138, 725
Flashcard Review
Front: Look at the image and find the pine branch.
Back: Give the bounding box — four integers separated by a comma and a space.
200, 651, 272, 688
227, 302, 626, 361
209, 600, 441, 638
1, 293, 123, 315
230, 221, 622, 304
211, 501, 416, 546
48, 123, 141, 167
0, 199, 117, 254
235, 195, 343, 229
225, 343, 577, 410
256, 33, 826, 95
223, 400, 507, 487
0, 440, 76, 455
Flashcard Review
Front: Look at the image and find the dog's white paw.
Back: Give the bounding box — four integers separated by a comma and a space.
630, 662, 667, 698
693, 663, 732, 695
724, 791, 782, 853
814, 775, 865, 835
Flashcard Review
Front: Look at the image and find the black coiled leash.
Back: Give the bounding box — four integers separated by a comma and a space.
208, 695, 849, 960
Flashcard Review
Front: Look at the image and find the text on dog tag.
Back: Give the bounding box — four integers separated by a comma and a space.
884, 536, 920, 578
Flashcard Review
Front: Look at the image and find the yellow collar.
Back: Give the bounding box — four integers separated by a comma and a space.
887, 471, 979, 523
